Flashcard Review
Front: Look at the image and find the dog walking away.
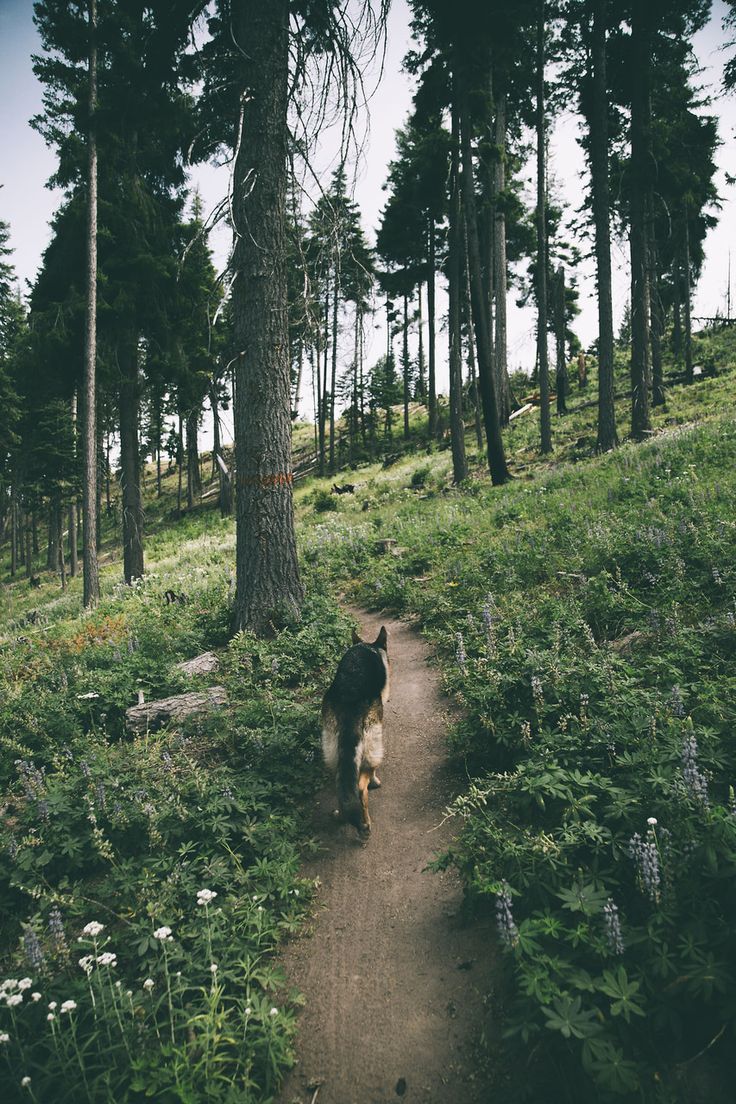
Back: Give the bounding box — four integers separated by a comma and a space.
321, 626, 390, 837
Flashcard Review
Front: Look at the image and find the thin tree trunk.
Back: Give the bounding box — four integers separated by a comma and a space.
177, 413, 183, 517
536, 6, 552, 454
630, 3, 652, 439
211, 380, 221, 478
554, 266, 568, 415
119, 342, 144, 583
649, 236, 666, 405
329, 267, 338, 472
232, 0, 303, 633
57, 499, 66, 591
448, 98, 468, 483
293, 334, 304, 419
32, 511, 38, 555
318, 274, 328, 474
24, 507, 32, 578
672, 256, 683, 364
402, 292, 410, 438
47, 499, 58, 571
155, 391, 163, 495
69, 393, 78, 576
683, 210, 693, 383
590, 0, 618, 451
105, 431, 111, 511
186, 409, 201, 508
493, 90, 511, 425
10, 489, 17, 577
82, 0, 99, 606
427, 220, 438, 440
459, 73, 509, 485
464, 230, 484, 449
416, 282, 425, 401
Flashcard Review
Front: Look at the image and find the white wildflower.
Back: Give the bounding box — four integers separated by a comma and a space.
6, 994, 23, 1008
48, 1001, 57, 1011
210, 963, 218, 973
21, 1077, 32, 1088
647, 817, 658, 827
31, 993, 41, 1002
82, 922, 104, 937
245, 1006, 252, 1015
60, 1000, 77, 1014
76, 692, 100, 700
269, 1007, 278, 1016
143, 978, 154, 992
18, 978, 32, 991
153, 926, 172, 941
96, 952, 117, 968
0, 1033, 9, 1043
78, 955, 94, 976
1, 980, 18, 992
196, 889, 217, 906
46, 1013, 55, 1022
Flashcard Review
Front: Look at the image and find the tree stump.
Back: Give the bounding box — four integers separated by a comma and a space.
125, 687, 228, 734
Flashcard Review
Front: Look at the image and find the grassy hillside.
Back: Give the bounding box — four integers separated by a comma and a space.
2, 328, 736, 1102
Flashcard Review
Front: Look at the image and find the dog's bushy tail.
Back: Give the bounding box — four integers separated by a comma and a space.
336, 716, 362, 830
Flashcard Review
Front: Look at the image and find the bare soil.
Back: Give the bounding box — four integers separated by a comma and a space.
277, 609, 503, 1104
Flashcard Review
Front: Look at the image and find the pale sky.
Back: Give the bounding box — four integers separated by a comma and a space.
1, 0, 735, 448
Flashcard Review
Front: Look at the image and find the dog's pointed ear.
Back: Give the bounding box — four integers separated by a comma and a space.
351, 627, 362, 645
374, 626, 388, 651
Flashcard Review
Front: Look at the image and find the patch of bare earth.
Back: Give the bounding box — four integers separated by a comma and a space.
277, 610, 504, 1104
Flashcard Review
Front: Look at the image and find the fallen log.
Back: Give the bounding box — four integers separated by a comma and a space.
125, 687, 228, 734
175, 651, 220, 677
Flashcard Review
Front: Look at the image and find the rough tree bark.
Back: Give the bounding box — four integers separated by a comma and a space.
553, 266, 568, 415
493, 89, 511, 426
448, 99, 468, 484
82, 0, 100, 606
329, 264, 339, 472
402, 292, 410, 439
649, 236, 666, 405
589, 0, 618, 451
231, 0, 303, 634
186, 409, 201, 508
427, 220, 438, 440
119, 342, 144, 583
459, 72, 509, 485
629, 3, 652, 439
682, 209, 694, 384
536, 4, 552, 454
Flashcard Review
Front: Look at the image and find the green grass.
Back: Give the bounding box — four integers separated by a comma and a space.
2, 327, 736, 1101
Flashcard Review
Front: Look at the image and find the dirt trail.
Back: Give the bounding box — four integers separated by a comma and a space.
277, 609, 499, 1104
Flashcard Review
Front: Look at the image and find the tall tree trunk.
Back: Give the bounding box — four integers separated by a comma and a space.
318, 274, 328, 474
47, 499, 58, 571
210, 379, 221, 478
590, 0, 618, 451
155, 391, 163, 495
672, 257, 683, 364
176, 413, 183, 517
683, 209, 694, 384
448, 99, 468, 483
24, 506, 32, 578
536, 5, 552, 454
232, 0, 303, 633
402, 292, 410, 439
649, 236, 666, 405
629, 3, 652, 439
69, 393, 78, 577
293, 334, 304, 419
119, 342, 144, 583
416, 282, 425, 401
493, 90, 511, 425
32, 511, 38, 555
358, 311, 366, 445
459, 73, 509, 485
57, 499, 66, 591
329, 267, 338, 472
10, 489, 17, 577
186, 409, 201, 508
82, 0, 100, 606
554, 266, 568, 415
464, 230, 484, 449
427, 220, 438, 440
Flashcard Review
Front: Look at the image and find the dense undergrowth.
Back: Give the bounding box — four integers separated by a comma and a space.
0, 531, 353, 1101
304, 363, 736, 1102
2, 330, 736, 1102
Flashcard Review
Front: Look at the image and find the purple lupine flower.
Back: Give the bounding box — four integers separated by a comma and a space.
682, 733, 709, 806
712, 567, 723, 586
482, 596, 495, 651
495, 883, 518, 948
603, 899, 624, 955
668, 685, 685, 718
48, 908, 68, 958
455, 633, 467, 673
95, 783, 106, 811
531, 675, 543, 707
80, 760, 91, 780
22, 927, 45, 973
629, 831, 661, 903
15, 760, 46, 802
6, 835, 18, 861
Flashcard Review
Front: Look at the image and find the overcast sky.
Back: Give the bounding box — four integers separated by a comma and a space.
1, 0, 735, 445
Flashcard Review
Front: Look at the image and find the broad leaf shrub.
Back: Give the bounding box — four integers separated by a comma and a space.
315, 418, 736, 1101
0, 561, 352, 1103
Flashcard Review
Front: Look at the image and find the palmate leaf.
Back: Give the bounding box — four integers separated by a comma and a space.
597, 966, 646, 1022
556, 880, 609, 916
541, 994, 600, 1039
582, 1038, 640, 1095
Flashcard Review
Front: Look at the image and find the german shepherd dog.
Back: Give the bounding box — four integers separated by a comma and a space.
321, 626, 390, 837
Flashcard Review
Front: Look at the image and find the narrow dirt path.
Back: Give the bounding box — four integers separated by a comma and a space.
277, 609, 499, 1104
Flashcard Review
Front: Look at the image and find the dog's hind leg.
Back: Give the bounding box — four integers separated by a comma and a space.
358, 769, 372, 834
368, 768, 381, 790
